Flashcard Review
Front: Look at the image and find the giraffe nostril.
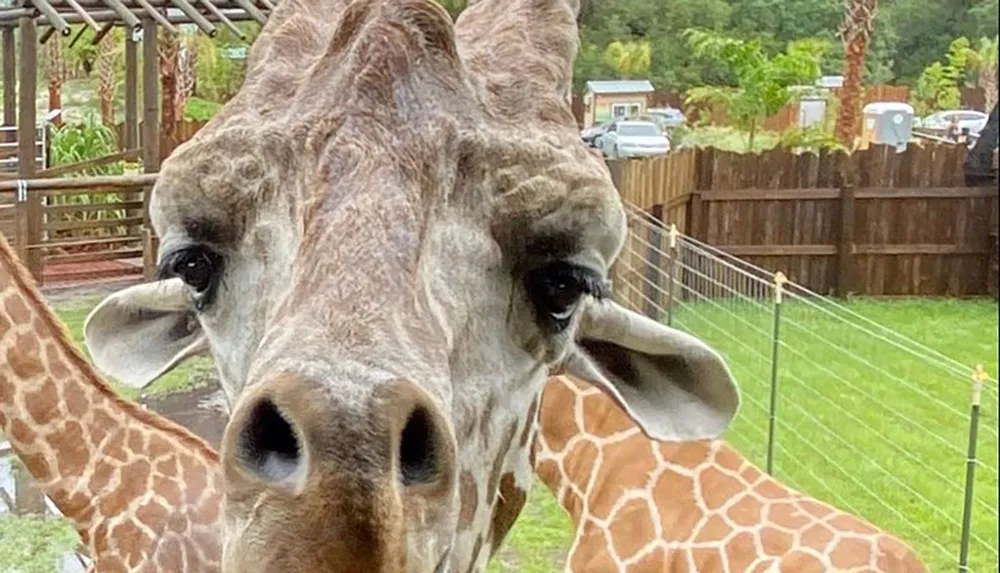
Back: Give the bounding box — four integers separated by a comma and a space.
398, 405, 440, 486
235, 397, 302, 483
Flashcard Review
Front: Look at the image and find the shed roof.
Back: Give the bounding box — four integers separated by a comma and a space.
586, 80, 655, 94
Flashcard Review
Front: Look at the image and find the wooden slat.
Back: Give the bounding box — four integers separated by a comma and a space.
715, 244, 838, 256
46, 216, 144, 232
854, 244, 991, 255
854, 187, 999, 199
45, 200, 144, 215
0, 174, 158, 192
700, 188, 840, 201
44, 248, 144, 265
29, 235, 142, 250
34, 149, 141, 178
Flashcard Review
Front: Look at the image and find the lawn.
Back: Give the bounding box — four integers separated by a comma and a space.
668, 296, 999, 573
3, 295, 997, 571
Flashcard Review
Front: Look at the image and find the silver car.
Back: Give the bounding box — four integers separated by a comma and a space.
917, 110, 989, 136
597, 120, 671, 159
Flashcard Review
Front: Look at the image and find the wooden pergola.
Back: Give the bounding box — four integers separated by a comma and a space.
0, 0, 273, 278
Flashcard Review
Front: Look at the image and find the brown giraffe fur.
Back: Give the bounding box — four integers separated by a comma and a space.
80, 0, 741, 569
532, 376, 928, 572
0, 233, 224, 572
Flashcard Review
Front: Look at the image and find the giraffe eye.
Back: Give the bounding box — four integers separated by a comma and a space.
524, 261, 607, 333
159, 247, 224, 309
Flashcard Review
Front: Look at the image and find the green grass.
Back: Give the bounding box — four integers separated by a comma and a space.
0, 509, 79, 573
487, 482, 573, 572
667, 296, 998, 572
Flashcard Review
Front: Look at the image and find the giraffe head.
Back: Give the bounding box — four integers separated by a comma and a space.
81, 0, 740, 570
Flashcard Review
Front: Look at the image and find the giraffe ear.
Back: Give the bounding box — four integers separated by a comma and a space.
83, 278, 209, 389
563, 299, 740, 442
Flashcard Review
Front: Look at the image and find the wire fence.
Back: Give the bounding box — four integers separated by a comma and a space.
613, 201, 999, 573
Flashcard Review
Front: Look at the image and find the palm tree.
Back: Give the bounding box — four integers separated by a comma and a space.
159, 31, 180, 155
834, 0, 877, 148
967, 36, 998, 111
46, 34, 64, 126
96, 35, 118, 127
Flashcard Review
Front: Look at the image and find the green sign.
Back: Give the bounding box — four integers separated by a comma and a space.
221, 46, 248, 60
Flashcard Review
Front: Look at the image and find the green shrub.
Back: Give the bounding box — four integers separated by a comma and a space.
47, 113, 128, 236
0, 513, 80, 573
183, 97, 223, 122
49, 113, 123, 176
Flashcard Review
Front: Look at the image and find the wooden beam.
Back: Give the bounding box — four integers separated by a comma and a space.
40, 26, 58, 44
68, 22, 90, 47
90, 20, 114, 44
17, 16, 44, 282
64, 0, 103, 31
836, 186, 856, 297
197, 0, 244, 38
100, 0, 141, 29
30, 0, 73, 36
714, 245, 839, 256
34, 148, 142, 178
231, 0, 266, 24
169, 0, 218, 36
0, 173, 158, 191
699, 188, 841, 201
141, 16, 158, 223
853, 186, 999, 199
134, 0, 178, 33
2, 26, 15, 127
39, 9, 266, 27
124, 33, 138, 150
853, 244, 991, 255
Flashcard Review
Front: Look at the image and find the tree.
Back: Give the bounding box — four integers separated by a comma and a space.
159, 31, 180, 154
833, 0, 876, 147
603, 40, 651, 78
46, 34, 64, 126
911, 37, 978, 114
683, 30, 828, 151
966, 36, 999, 110
96, 34, 119, 127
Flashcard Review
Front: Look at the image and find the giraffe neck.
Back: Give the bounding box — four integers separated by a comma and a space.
534, 376, 927, 573
0, 236, 221, 558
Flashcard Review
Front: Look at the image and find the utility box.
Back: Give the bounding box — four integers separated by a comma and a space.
860, 102, 914, 151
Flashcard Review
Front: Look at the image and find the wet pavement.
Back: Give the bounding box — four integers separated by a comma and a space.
139, 383, 230, 449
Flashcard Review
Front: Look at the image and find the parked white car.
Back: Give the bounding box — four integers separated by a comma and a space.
646, 107, 687, 129
917, 110, 989, 136
597, 120, 670, 159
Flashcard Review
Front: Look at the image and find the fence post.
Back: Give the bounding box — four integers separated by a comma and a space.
957, 364, 985, 572
665, 223, 679, 327
142, 227, 158, 281
643, 204, 664, 319
836, 185, 856, 297
766, 271, 787, 476
13, 180, 28, 263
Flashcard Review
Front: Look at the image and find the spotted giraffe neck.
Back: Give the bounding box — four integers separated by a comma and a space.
532, 375, 926, 572
0, 234, 224, 572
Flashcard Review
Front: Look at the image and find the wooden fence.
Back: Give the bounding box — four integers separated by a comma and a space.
611, 144, 999, 297
0, 175, 156, 284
